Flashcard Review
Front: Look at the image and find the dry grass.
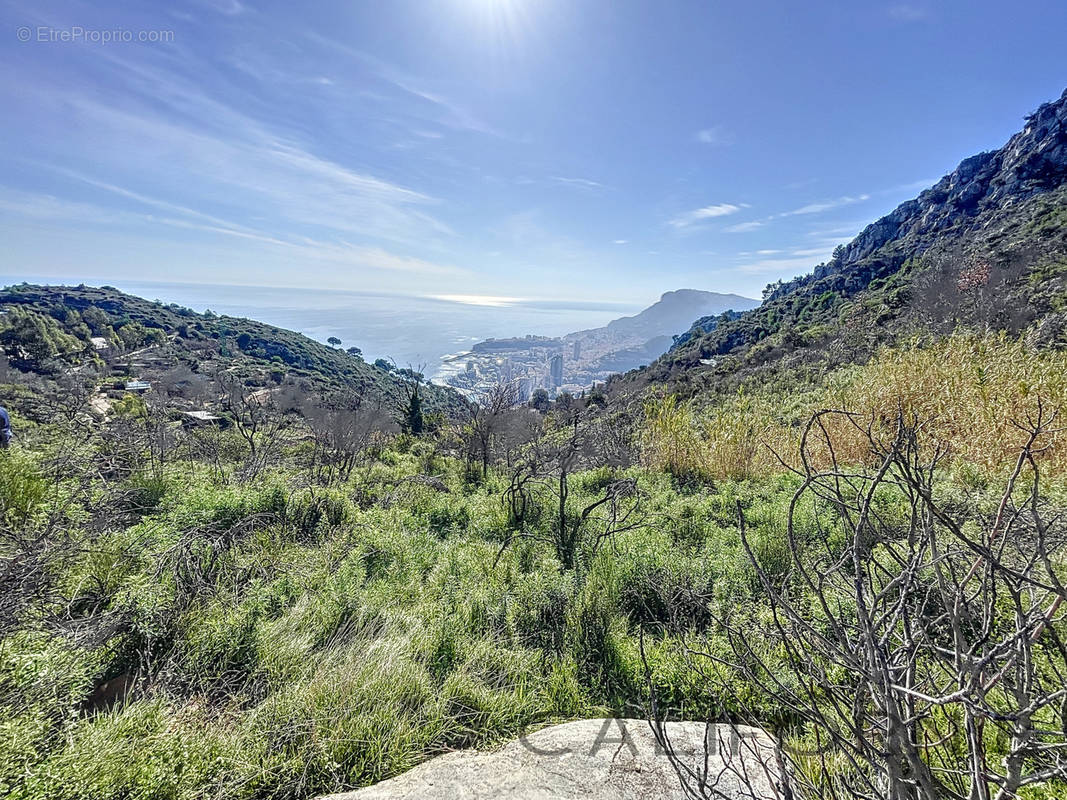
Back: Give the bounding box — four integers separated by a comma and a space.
642, 334, 1067, 481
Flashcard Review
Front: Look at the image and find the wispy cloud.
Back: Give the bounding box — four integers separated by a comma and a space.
883, 177, 939, 194
515, 175, 605, 191
736, 253, 833, 275
888, 4, 930, 22
549, 176, 604, 190
0, 185, 467, 279
307, 32, 500, 137
340, 246, 465, 277
781, 194, 870, 216
723, 220, 765, 233
695, 125, 731, 146
613, 239, 628, 245
806, 222, 866, 238
194, 0, 246, 15
790, 246, 835, 257
28, 52, 456, 248
669, 203, 748, 229
0, 36, 477, 284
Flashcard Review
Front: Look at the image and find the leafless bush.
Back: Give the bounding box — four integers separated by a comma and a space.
650, 406, 1067, 800
498, 418, 644, 571
217, 371, 285, 480
156, 511, 280, 610
464, 381, 520, 479
302, 390, 397, 483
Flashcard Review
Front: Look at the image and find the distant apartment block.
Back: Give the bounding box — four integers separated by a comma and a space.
549, 354, 563, 387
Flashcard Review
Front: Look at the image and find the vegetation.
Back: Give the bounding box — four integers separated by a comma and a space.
631, 181, 1067, 403
0, 313, 1064, 797
641, 334, 1067, 482
0, 284, 464, 418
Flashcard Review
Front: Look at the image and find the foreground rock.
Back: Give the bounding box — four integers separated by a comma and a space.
321, 718, 784, 800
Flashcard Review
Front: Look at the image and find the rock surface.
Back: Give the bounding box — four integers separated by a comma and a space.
320, 718, 783, 800
672, 86, 1067, 355
836, 87, 1067, 267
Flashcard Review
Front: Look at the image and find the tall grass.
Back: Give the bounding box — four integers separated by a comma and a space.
642, 333, 1067, 482
826, 334, 1067, 474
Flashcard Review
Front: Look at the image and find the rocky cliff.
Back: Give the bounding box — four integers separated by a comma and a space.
771, 88, 1067, 300
648, 87, 1067, 395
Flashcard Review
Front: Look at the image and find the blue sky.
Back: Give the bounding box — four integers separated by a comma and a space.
2, 0, 1066, 305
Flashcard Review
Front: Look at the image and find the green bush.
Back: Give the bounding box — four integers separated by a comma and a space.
618, 562, 714, 633
124, 474, 168, 512
288, 492, 350, 538
0, 451, 47, 527
425, 501, 469, 537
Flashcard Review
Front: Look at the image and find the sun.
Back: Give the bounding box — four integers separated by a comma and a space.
457, 0, 535, 48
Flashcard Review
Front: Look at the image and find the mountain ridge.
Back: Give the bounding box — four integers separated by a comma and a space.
568, 288, 756, 339
643, 87, 1067, 396
0, 282, 467, 417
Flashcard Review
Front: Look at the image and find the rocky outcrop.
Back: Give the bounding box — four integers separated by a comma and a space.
841, 88, 1067, 265
320, 718, 784, 800
754, 88, 1067, 306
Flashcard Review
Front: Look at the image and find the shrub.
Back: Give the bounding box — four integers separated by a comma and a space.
508, 572, 571, 657
0, 451, 47, 527
288, 493, 350, 539
640, 394, 713, 485
566, 592, 634, 701
124, 474, 168, 512
619, 562, 714, 634
425, 502, 469, 537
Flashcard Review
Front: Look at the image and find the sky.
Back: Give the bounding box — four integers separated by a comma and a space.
2, 0, 1066, 306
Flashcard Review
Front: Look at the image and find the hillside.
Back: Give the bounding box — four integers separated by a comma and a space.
638, 88, 1067, 398
561, 289, 756, 383
569, 289, 756, 341
0, 283, 467, 418
3, 316, 1065, 799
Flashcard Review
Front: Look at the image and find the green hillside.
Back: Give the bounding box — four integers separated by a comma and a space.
0, 283, 466, 420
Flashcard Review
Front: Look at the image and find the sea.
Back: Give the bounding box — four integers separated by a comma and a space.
1, 276, 641, 383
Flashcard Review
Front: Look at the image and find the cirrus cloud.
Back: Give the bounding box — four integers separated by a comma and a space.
723, 220, 765, 233
669, 202, 748, 229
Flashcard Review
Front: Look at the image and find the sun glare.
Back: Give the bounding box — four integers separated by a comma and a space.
458, 0, 534, 49
429, 294, 524, 307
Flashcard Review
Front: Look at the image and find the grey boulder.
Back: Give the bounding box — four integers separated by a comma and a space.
320, 718, 784, 800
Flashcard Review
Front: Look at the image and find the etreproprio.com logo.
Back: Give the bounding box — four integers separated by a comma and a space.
16, 26, 175, 44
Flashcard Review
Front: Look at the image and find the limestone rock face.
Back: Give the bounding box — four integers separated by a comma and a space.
840, 88, 1067, 266
748, 87, 1067, 308
320, 718, 784, 800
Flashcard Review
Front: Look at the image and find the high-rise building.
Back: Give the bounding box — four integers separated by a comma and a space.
572, 340, 582, 360
549, 354, 563, 387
